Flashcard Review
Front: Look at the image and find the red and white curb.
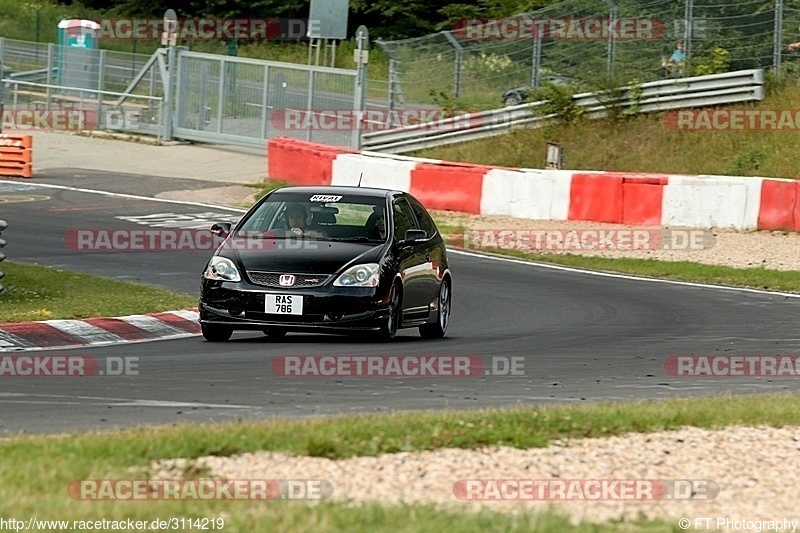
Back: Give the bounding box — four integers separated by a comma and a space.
0, 310, 200, 352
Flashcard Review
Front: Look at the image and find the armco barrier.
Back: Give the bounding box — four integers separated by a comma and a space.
267, 137, 798, 232
0, 134, 32, 178
362, 69, 766, 154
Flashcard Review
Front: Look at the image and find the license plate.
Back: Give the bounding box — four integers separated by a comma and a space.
265, 294, 303, 315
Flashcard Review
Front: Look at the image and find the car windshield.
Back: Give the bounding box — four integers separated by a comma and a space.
236, 192, 388, 243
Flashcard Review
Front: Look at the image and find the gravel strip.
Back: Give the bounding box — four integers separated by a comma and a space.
153, 425, 800, 529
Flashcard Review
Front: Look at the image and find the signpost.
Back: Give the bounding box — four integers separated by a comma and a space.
546, 142, 564, 169
161, 9, 177, 46
307, 0, 349, 67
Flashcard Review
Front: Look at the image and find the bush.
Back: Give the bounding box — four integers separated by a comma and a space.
691, 47, 731, 76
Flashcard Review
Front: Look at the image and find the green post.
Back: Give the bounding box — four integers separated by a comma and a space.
0, 219, 6, 294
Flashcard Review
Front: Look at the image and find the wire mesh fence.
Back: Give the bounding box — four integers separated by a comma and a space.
0, 38, 162, 136
0, 37, 160, 96
0, 37, 363, 148
377, 0, 798, 110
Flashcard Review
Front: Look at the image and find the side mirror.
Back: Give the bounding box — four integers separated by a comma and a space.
210, 222, 232, 237
403, 229, 427, 243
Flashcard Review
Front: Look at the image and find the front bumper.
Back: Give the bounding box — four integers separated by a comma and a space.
199, 281, 389, 332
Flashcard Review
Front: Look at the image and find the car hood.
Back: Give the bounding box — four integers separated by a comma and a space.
219, 238, 386, 275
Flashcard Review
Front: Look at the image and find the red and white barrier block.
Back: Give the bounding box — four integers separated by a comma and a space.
481, 169, 573, 220
267, 138, 800, 231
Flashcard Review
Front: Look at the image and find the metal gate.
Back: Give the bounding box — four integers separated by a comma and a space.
172, 49, 362, 149
0, 37, 367, 149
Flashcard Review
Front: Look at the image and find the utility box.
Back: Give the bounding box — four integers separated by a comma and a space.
57, 19, 101, 94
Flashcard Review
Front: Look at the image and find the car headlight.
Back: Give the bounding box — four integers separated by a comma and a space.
333, 263, 380, 287
203, 256, 241, 282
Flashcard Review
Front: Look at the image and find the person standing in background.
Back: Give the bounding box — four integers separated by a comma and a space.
663, 40, 687, 78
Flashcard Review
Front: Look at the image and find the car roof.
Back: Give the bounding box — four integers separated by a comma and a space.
269, 185, 403, 199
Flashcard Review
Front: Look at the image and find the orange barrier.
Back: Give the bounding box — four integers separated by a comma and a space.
0, 134, 32, 178
568, 173, 624, 223
267, 138, 354, 186
621, 174, 668, 225
568, 173, 668, 225
757, 179, 800, 231
410, 162, 488, 214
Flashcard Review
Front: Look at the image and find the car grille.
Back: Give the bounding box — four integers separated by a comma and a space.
246, 271, 330, 288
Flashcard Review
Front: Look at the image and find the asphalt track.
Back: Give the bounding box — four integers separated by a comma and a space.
3, 175, 800, 434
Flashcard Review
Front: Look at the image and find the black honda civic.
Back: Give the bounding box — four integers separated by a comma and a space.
199, 186, 452, 341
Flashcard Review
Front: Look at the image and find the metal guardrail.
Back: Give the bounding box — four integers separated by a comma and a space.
361, 69, 766, 154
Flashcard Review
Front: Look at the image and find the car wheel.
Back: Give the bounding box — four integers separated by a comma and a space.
504, 94, 523, 106
420, 279, 451, 339
377, 283, 402, 341
262, 327, 287, 339
201, 323, 233, 342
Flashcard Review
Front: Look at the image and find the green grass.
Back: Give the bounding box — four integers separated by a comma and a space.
1, 393, 798, 531
0, 499, 669, 533
0, 262, 196, 323
414, 80, 800, 178
246, 178, 294, 201
456, 248, 800, 293
432, 215, 800, 293
31, 394, 797, 460
522, 254, 800, 291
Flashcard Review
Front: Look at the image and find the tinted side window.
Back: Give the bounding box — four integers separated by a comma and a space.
407, 196, 436, 236
393, 198, 417, 240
